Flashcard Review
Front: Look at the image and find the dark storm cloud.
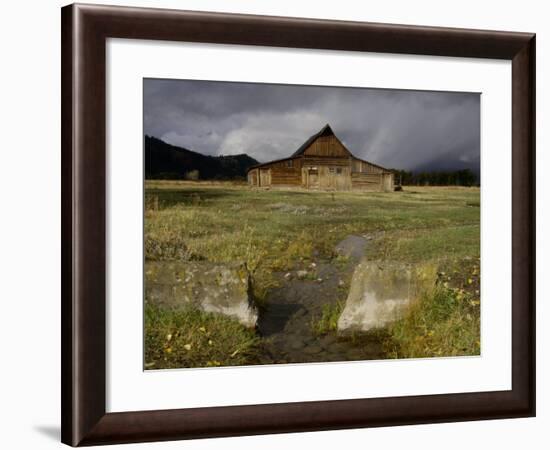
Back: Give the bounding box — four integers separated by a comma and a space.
144, 79, 480, 173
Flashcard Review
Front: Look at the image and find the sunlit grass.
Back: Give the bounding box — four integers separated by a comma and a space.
383, 258, 481, 358
144, 303, 261, 369
145, 183, 480, 303
144, 181, 480, 362
311, 300, 345, 335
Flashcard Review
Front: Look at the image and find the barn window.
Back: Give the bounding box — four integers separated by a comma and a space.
286, 160, 293, 168
336, 168, 343, 175
329, 167, 336, 174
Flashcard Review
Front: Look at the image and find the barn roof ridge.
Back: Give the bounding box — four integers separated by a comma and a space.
246, 123, 391, 173
290, 123, 335, 157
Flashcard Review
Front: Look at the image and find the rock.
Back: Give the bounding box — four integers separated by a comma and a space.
338, 260, 436, 333
345, 348, 366, 361
319, 334, 337, 347
288, 338, 306, 350
302, 344, 323, 355
145, 260, 257, 328
335, 235, 370, 261
324, 341, 349, 354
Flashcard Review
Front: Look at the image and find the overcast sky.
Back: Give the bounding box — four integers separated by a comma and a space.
144, 79, 480, 173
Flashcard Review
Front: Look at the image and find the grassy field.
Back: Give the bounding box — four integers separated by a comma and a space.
144, 303, 260, 369
144, 181, 480, 367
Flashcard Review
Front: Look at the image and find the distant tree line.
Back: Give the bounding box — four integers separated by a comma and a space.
392, 169, 478, 187
145, 135, 259, 180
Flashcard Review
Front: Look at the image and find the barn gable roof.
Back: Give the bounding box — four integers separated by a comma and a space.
290, 124, 342, 157
247, 124, 391, 172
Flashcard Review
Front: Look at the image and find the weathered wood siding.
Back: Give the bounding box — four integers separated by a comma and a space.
303, 135, 351, 158
351, 173, 383, 190
303, 157, 349, 166
259, 168, 271, 187
267, 158, 302, 186
351, 172, 394, 191
302, 165, 352, 190
247, 168, 259, 186
350, 157, 393, 191
382, 172, 394, 192
352, 158, 384, 174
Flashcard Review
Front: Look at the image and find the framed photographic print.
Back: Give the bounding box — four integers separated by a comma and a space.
61, 3, 535, 446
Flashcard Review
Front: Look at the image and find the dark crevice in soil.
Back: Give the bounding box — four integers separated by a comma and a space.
254, 235, 386, 365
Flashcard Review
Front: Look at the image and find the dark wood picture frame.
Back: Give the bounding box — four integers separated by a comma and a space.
61, 3, 536, 446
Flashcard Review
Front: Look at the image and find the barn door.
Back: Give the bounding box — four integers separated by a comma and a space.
308, 168, 319, 188
260, 169, 270, 187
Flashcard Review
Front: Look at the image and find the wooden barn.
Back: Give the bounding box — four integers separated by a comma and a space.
247, 124, 394, 192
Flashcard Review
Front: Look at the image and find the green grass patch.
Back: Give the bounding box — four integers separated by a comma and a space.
372, 225, 480, 262
383, 261, 481, 359
311, 301, 345, 335
144, 303, 261, 369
